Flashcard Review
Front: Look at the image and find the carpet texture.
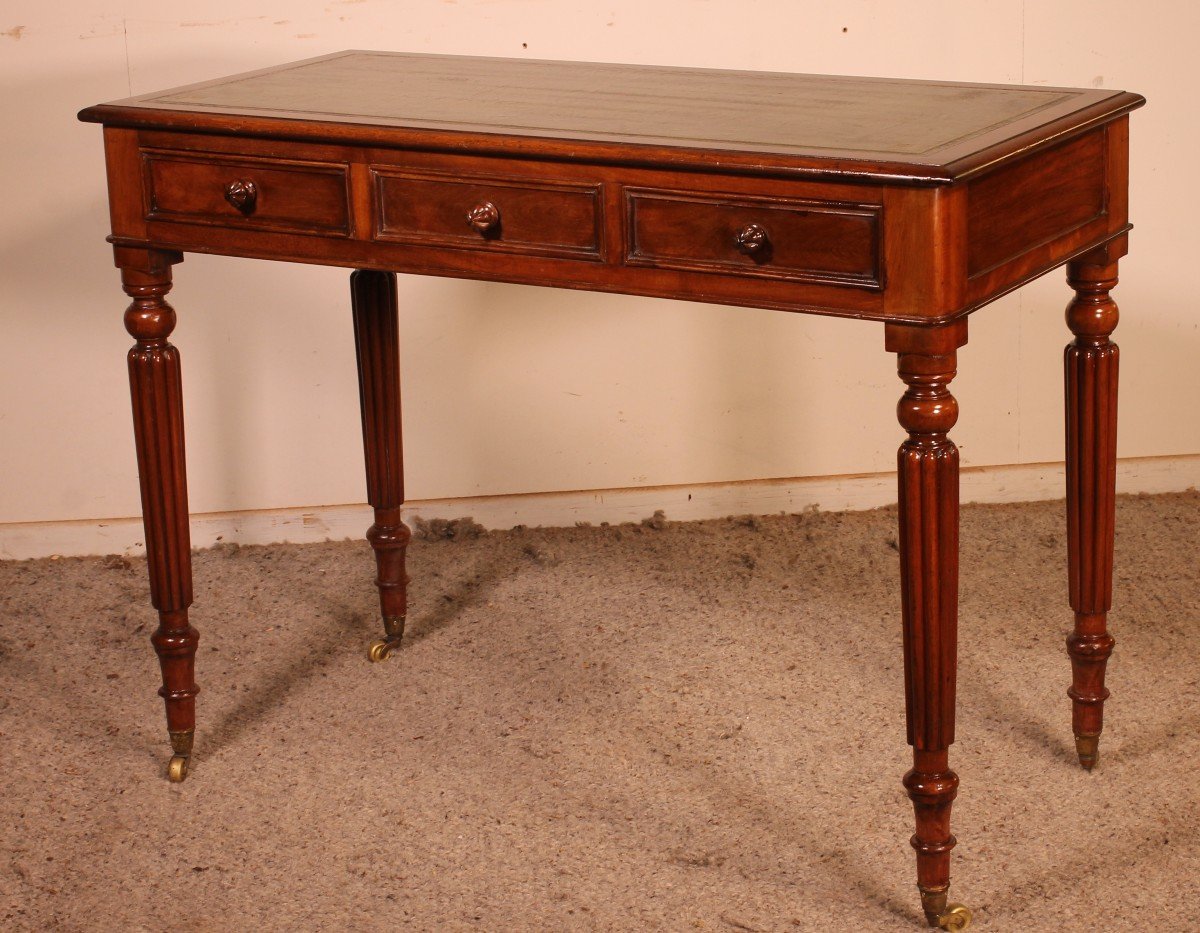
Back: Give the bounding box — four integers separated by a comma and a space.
1, 492, 1197, 931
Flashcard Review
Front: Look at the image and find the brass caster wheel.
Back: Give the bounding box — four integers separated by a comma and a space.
367, 639, 395, 663
167, 755, 190, 783
936, 904, 972, 931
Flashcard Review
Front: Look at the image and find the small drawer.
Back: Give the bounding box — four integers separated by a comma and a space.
625, 188, 881, 289
372, 168, 603, 260
141, 149, 351, 236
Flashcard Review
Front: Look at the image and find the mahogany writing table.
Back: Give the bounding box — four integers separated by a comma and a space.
79, 52, 1144, 929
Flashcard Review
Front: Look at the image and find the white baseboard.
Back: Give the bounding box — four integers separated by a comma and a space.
1, 454, 1196, 560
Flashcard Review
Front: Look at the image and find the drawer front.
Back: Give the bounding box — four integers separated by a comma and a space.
625, 188, 882, 289
373, 168, 603, 260
141, 149, 352, 236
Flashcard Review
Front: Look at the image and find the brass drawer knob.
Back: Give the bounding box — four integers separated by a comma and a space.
466, 200, 500, 235
224, 179, 258, 214
734, 222, 770, 255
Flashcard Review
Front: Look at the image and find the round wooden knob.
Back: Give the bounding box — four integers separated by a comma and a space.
223, 179, 257, 214
734, 222, 769, 255
466, 201, 500, 235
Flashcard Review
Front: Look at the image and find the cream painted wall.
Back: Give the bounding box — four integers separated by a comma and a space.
1, 1, 1196, 527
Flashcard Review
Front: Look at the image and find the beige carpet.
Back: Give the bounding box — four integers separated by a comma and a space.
1, 492, 1197, 932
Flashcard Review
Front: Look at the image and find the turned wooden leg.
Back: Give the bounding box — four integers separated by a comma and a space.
120, 248, 198, 782
1064, 258, 1120, 770
887, 322, 972, 931
350, 269, 411, 662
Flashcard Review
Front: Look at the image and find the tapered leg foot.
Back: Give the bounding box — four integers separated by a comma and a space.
920, 887, 948, 926
906, 755, 963, 928
1075, 733, 1100, 771
351, 270, 411, 658
1064, 257, 1120, 770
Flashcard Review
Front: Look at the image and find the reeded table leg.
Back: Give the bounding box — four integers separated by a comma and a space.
1064, 256, 1120, 770
350, 269, 411, 662
886, 321, 972, 931
120, 248, 198, 782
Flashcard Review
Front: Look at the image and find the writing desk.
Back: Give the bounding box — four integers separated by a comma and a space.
79, 51, 1144, 929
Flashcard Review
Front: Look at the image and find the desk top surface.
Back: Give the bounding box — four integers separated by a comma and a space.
79, 51, 1143, 183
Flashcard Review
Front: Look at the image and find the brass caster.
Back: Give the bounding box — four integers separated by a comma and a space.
167, 755, 190, 783
936, 905, 972, 931
367, 638, 395, 663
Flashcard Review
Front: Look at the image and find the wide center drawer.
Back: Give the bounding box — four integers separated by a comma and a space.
372, 167, 603, 260
624, 188, 882, 289
141, 149, 352, 236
